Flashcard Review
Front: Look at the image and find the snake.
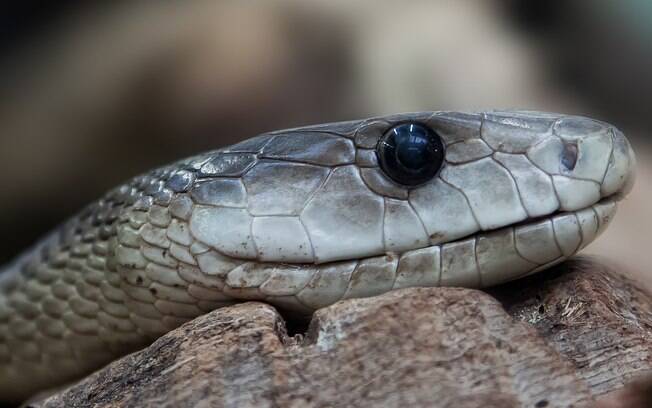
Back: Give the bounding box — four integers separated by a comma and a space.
0, 110, 636, 402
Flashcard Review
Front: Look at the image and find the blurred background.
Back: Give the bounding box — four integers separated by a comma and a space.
0, 1, 650, 286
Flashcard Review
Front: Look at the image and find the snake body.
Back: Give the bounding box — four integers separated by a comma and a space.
0, 111, 636, 402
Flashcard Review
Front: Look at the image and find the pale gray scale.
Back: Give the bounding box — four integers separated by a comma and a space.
576, 208, 600, 250
354, 120, 390, 148
593, 200, 617, 237
441, 158, 527, 230
132, 196, 153, 211
190, 179, 247, 208
489, 110, 564, 120
383, 198, 429, 252
552, 176, 601, 211
140, 224, 170, 248
141, 245, 178, 269
602, 128, 636, 196
223, 134, 275, 153
409, 178, 479, 244
168, 195, 193, 220
355, 149, 378, 167
189, 206, 256, 259
563, 134, 613, 183
526, 135, 609, 186
359, 167, 408, 200
145, 263, 186, 287
150, 284, 197, 305
98, 297, 129, 319
527, 136, 564, 175
301, 166, 384, 263
493, 153, 559, 217
24, 280, 49, 301
178, 265, 226, 292
186, 284, 231, 302
224, 264, 275, 297
259, 265, 316, 297
481, 112, 556, 153
97, 311, 135, 334
440, 239, 481, 287
243, 160, 330, 216
260, 132, 355, 166
120, 263, 150, 287
195, 250, 242, 279
121, 281, 156, 305
167, 219, 193, 246
296, 261, 357, 310
382, 111, 435, 124
153, 189, 173, 207
341, 255, 398, 300
168, 243, 196, 265
165, 170, 195, 193
198, 153, 257, 177
393, 246, 440, 289
475, 229, 538, 287
551, 214, 582, 257
251, 217, 314, 262
123, 296, 163, 320
445, 139, 493, 164
189, 242, 210, 255
426, 111, 482, 145
173, 149, 221, 171
116, 245, 147, 270
553, 116, 609, 141
514, 220, 562, 265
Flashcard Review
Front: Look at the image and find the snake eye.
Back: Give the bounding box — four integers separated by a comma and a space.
376, 123, 445, 186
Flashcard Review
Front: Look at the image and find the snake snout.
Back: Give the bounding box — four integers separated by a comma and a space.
526, 116, 636, 211
602, 127, 636, 199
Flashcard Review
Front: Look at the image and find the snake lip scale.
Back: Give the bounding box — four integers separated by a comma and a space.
0, 110, 636, 402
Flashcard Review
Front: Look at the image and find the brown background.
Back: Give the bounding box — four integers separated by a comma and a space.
0, 1, 650, 286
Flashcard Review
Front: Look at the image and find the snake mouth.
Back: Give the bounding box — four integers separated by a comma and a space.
386, 195, 619, 290
507, 194, 620, 232
262, 196, 619, 316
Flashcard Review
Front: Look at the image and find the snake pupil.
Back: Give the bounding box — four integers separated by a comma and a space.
377, 123, 444, 186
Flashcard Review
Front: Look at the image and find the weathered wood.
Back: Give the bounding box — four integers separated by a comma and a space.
493, 257, 652, 396
29, 258, 652, 408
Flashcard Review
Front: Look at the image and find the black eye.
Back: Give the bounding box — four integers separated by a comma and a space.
376, 123, 445, 186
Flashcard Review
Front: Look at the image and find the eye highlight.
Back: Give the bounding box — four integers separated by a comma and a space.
376, 123, 445, 186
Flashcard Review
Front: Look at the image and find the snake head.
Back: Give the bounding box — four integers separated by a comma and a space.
167, 111, 636, 273
109, 110, 637, 310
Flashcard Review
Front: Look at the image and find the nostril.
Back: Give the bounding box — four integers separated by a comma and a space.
561, 142, 578, 171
